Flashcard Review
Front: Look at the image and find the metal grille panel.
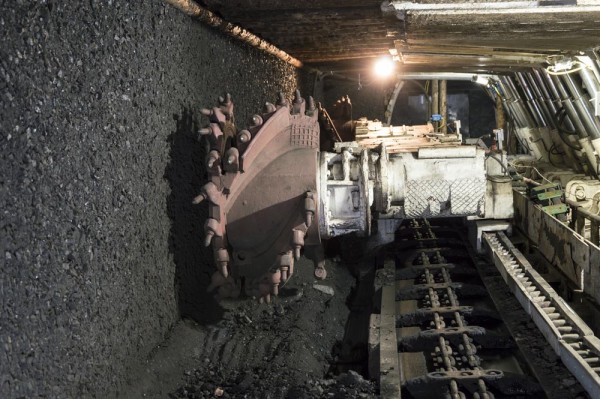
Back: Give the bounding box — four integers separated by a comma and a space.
405, 178, 485, 218
450, 178, 486, 216
405, 179, 450, 218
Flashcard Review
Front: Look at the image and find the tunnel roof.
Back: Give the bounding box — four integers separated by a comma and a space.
203, 0, 600, 73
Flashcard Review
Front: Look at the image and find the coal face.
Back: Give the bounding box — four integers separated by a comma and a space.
0, 2, 298, 397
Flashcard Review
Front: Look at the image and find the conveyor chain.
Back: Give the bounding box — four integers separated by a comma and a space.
389, 220, 541, 398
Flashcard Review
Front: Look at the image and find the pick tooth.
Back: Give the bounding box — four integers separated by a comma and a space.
192, 193, 206, 204
276, 92, 288, 107
307, 96, 316, 112
294, 89, 303, 103
204, 231, 214, 247
250, 114, 263, 127
238, 129, 251, 143
207, 150, 219, 168
264, 102, 276, 113
198, 127, 212, 135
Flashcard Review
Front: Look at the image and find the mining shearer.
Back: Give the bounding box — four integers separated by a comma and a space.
197, 91, 512, 302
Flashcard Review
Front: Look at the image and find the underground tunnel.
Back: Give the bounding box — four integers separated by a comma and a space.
3, 1, 600, 398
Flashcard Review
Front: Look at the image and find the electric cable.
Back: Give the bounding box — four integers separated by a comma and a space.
545, 61, 592, 76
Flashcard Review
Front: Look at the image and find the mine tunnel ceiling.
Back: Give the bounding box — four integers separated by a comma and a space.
203, 0, 600, 73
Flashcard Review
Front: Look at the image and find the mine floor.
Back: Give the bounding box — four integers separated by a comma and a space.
122, 257, 376, 398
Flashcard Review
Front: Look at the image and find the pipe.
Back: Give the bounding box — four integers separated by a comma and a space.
525, 72, 554, 128
562, 72, 600, 161
516, 72, 545, 127
567, 198, 600, 224
163, 0, 303, 68
533, 70, 583, 168
561, 74, 600, 139
539, 69, 562, 102
546, 72, 590, 139
579, 67, 600, 100
396, 72, 493, 81
545, 71, 599, 174
582, 67, 600, 162
487, 153, 508, 174
506, 104, 525, 130
529, 71, 581, 170
498, 82, 526, 128
532, 70, 572, 131
385, 0, 600, 14
504, 76, 537, 127
495, 81, 522, 128
521, 71, 581, 168
579, 66, 600, 126
498, 77, 533, 128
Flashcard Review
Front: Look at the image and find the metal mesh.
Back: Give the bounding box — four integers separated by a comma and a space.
404, 178, 485, 217
450, 178, 486, 216
405, 179, 450, 217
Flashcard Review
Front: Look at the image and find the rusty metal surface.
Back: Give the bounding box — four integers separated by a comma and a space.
197, 91, 321, 302
513, 189, 600, 302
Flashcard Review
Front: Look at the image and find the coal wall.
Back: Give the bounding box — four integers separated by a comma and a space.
0, 1, 298, 397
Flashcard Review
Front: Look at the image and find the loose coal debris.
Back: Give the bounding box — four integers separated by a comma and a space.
171, 366, 375, 399
122, 258, 377, 398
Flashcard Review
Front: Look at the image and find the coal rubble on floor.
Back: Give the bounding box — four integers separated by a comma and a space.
164, 259, 377, 399
170, 366, 375, 399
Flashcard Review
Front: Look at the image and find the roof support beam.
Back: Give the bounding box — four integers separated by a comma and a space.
383, 1, 600, 16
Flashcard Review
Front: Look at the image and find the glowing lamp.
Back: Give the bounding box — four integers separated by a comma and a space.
373, 57, 396, 79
